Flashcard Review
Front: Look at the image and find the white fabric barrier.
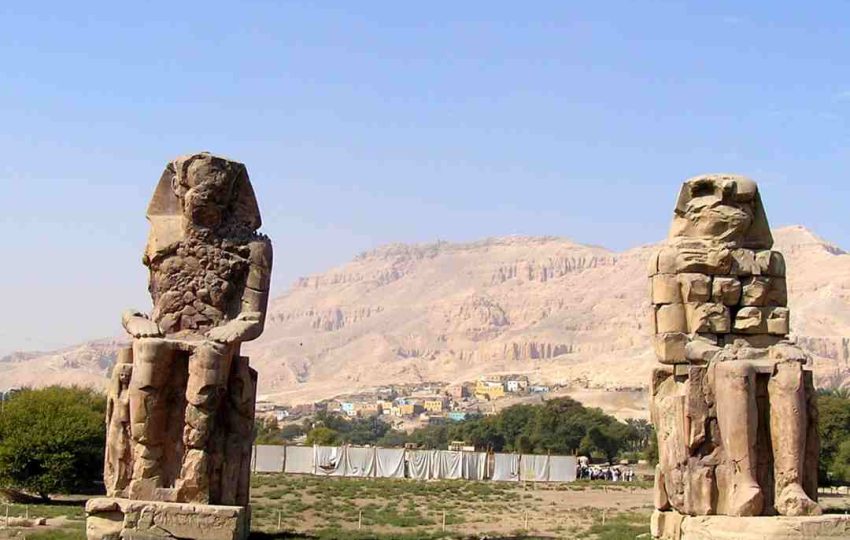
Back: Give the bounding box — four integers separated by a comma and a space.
257, 445, 577, 483
548, 455, 578, 482
407, 450, 434, 480
432, 450, 463, 479
492, 453, 520, 482
314, 445, 348, 477
462, 451, 487, 480
253, 445, 285, 472
520, 454, 550, 482
376, 448, 406, 479
346, 447, 376, 478
284, 445, 314, 474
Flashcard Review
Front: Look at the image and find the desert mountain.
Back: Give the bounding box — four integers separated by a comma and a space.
2, 226, 849, 410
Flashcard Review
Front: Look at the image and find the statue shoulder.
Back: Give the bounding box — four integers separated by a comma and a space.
247, 235, 272, 268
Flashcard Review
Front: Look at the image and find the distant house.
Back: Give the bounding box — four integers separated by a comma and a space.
447, 384, 469, 400
475, 379, 505, 400
505, 376, 529, 393
340, 402, 356, 416
422, 397, 446, 413
355, 403, 381, 417
421, 413, 446, 425
448, 441, 476, 452
398, 403, 422, 417
273, 408, 290, 422
530, 385, 550, 393
377, 399, 393, 414
447, 411, 468, 422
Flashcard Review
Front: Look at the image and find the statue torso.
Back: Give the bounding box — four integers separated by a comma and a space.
148, 237, 250, 336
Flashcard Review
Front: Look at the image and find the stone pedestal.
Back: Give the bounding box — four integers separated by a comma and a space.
652, 510, 850, 540
85, 497, 249, 540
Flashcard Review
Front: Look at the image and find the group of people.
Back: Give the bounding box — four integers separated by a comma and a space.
576, 456, 637, 482
577, 465, 636, 481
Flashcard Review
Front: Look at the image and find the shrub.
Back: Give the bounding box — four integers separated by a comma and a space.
0, 386, 105, 499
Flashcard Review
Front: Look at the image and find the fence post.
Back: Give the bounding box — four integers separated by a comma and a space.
359, 510, 363, 530
442, 511, 446, 532
277, 510, 281, 530
524, 509, 529, 530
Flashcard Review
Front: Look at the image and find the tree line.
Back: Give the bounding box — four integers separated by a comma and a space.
4, 386, 850, 499
258, 397, 655, 463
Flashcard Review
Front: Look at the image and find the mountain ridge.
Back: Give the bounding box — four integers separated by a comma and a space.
3, 225, 849, 416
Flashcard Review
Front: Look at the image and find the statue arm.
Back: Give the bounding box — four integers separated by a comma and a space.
121, 309, 163, 339
206, 238, 272, 344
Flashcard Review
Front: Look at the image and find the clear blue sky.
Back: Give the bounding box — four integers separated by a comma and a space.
1, 1, 848, 354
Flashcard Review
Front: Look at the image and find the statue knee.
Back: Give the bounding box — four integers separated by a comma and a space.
132, 337, 170, 361
771, 360, 804, 392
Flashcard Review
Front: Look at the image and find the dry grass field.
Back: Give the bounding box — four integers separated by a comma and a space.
2, 476, 850, 539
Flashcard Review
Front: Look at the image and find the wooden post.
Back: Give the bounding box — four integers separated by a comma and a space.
277, 510, 281, 530
25, 505, 28, 520
442, 511, 446, 532
358, 510, 363, 530
602, 509, 607, 525
524, 509, 528, 530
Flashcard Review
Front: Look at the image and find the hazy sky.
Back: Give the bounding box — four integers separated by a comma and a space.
1, 1, 849, 355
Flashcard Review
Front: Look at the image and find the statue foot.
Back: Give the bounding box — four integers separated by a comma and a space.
728, 482, 764, 516
775, 483, 822, 516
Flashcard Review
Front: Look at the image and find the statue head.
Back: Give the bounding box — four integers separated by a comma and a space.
117, 363, 133, 387
145, 153, 262, 260
669, 174, 772, 249
171, 154, 238, 230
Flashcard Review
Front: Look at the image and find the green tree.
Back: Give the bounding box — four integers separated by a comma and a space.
255, 418, 283, 444
0, 386, 106, 499
831, 440, 850, 483
280, 424, 305, 441
305, 426, 340, 446
817, 391, 850, 484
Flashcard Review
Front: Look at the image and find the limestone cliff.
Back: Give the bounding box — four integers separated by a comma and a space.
2, 227, 849, 411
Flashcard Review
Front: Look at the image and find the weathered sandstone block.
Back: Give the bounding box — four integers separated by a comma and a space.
711, 277, 742, 306
86, 497, 249, 540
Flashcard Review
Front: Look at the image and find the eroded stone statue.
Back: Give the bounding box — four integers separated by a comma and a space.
88, 152, 270, 540
649, 174, 819, 524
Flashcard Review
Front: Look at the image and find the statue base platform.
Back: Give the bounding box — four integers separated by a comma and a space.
652, 509, 850, 539
85, 497, 249, 540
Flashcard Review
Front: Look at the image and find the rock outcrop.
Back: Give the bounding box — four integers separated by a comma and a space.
4, 226, 850, 413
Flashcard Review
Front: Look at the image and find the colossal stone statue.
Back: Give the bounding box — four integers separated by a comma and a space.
649, 174, 833, 539
88, 153, 271, 540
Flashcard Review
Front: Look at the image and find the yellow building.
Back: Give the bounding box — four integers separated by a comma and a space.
474, 379, 505, 400
423, 398, 445, 413
355, 403, 381, 417
398, 403, 418, 416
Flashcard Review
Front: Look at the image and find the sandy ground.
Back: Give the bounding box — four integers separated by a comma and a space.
250, 475, 655, 538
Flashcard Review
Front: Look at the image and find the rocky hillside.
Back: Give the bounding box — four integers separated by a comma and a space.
2, 226, 849, 409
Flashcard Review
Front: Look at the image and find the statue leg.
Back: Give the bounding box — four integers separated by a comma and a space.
769, 360, 822, 516
127, 338, 174, 494
178, 341, 233, 503
714, 361, 763, 516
